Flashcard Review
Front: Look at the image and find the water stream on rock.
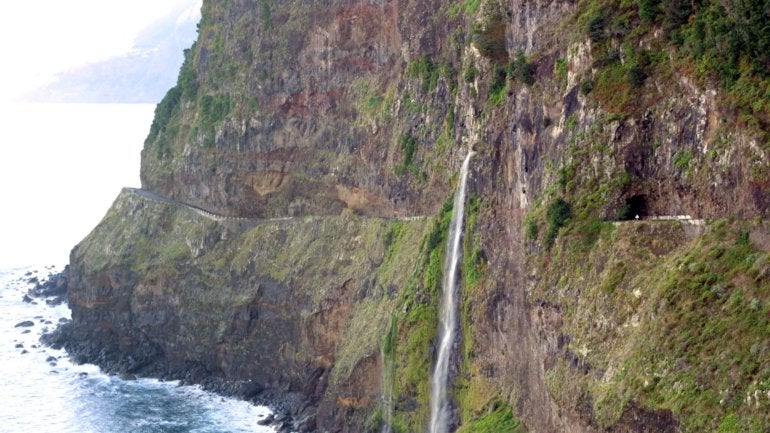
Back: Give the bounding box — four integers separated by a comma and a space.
428, 150, 473, 433
380, 342, 394, 433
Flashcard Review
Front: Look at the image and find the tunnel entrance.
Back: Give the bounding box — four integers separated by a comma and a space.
619, 194, 649, 220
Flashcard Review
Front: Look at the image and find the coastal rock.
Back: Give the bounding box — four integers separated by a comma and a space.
27, 267, 69, 305
61, 0, 770, 432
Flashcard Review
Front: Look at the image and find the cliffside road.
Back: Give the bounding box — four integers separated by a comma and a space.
125, 187, 427, 225
127, 188, 270, 223
612, 215, 707, 238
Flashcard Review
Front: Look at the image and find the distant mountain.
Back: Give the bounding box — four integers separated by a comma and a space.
27, 2, 200, 103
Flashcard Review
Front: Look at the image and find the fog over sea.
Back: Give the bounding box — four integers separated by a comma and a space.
0, 103, 275, 432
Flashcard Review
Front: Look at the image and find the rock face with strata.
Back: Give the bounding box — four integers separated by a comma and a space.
66, 0, 770, 432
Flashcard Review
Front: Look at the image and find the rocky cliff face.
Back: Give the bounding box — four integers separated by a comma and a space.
66, 0, 770, 432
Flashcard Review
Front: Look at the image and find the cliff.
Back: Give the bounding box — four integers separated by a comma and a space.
64, 0, 770, 432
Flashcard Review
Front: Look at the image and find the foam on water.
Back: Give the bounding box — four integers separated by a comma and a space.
0, 266, 275, 433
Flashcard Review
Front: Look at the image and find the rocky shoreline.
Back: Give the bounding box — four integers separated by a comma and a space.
31, 269, 307, 433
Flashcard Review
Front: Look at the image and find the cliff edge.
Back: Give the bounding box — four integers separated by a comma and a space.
65, 0, 770, 432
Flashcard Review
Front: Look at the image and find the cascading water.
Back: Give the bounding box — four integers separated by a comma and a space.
381, 322, 395, 433
428, 150, 473, 433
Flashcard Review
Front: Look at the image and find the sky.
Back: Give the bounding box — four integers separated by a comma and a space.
0, 0, 201, 268
0, 0, 200, 101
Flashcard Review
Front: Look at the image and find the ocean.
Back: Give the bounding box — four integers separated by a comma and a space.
0, 103, 275, 432
0, 266, 275, 433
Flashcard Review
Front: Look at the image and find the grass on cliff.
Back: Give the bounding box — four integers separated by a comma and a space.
535, 217, 770, 433
454, 195, 528, 431
383, 198, 455, 433
572, 0, 769, 143
613, 222, 770, 432
455, 402, 526, 433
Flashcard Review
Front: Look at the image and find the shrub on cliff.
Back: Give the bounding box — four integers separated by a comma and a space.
471, 12, 508, 62
545, 198, 572, 249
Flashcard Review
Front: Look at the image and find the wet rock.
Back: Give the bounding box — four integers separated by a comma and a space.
257, 414, 275, 426
21, 330, 31, 334
237, 382, 265, 400
40, 321, 72, 350
21, 350, 28, 354
46, 297, 65, 306
46, 356, 58, 362
22, 294, 33, 303
14, 320, 34, 328
15, 343, 23, 349
27, 268, 68, 303
292, 415, 317, 432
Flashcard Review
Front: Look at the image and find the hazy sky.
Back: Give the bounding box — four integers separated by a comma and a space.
0, 0, 201, 268
0, 0, 200, 101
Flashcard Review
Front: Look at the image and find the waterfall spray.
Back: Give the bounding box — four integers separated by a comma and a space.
428, 150, 473, 433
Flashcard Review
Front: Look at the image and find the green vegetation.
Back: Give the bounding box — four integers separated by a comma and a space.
259, 0, 271, 29
146, 87, 181, 158
607, 223, 770, 431
509, 52, 537, 86
534, 217, 770, 432
524, 213, 538, 240
463, 196, 485, 289
145, 48, 198, 158
406, 55, 457, 93
198, 93, 232, 148
545, 198, 572, 249
407, 55, 441, 92
383, 199, 456, 433
396, 133, 419, 176
354, 80, 394, 124
447, 0, 481, 19
484, 51, 538, 105
575, 0, 769, 136
453, 194, 525, 432
579, 80, 593, 95
672, 148, 694, 175
555, 58, 568, 81
464, 63, 478, 83
456, 402, 526, 433
592, 59, 633, 114
178, 47, 198, 99
471, 12, 508, 62
487, 65, 508, 106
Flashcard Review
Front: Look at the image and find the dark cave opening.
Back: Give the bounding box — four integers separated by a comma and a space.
619, 194, 649, 220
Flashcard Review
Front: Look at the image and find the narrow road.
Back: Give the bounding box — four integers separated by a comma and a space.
124, 188, 427, 224
126, 188, 255, 222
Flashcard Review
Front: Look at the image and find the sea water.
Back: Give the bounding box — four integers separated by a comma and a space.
0, 267, 276, 433
0, 103, 275, 432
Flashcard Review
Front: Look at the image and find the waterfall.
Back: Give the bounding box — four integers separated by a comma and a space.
429, 150, 473, 433
381, 318, 395, 433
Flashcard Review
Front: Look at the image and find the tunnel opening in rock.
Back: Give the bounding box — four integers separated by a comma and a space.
619, 195, 649, 220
